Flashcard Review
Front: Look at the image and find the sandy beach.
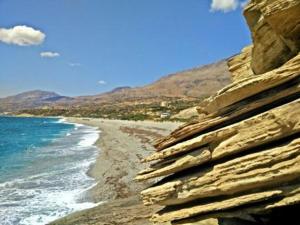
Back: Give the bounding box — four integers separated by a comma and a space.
49, 118, 180, 225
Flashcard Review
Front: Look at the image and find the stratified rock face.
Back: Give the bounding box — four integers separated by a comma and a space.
227, 45, 254, 82
137, 0, 300, 224
245, 0, 300, 75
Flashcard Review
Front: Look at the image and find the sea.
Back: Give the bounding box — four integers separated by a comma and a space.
0, 116, 100, 225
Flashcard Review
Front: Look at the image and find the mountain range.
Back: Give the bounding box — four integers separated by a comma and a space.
0, 60, 231, 113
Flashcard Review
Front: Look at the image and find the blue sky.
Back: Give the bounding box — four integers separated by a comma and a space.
0, 0, 251, 97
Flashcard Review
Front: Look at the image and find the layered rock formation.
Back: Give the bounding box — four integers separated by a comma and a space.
227, 45, 254, 82
245, 0, 300, 75
137, 0, 300, 224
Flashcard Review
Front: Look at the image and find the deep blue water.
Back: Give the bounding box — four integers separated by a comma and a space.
0, 117, 73, 182
0, 116, 99, 225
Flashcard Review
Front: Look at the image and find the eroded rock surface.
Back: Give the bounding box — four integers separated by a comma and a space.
244, 0, 300, 75
227, 45, 254, 82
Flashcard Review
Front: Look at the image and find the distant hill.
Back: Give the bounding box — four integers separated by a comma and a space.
0, 90, 72, 112
0, 60, 231, 113
66, 59, 231, 106
109, 86, 132, 94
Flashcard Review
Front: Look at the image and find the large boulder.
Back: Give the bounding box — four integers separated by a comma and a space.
244, 0, 300, 75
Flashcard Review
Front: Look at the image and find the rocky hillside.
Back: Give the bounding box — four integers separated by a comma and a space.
1, 60, 231, 119
0, 90, 72, 112
54, 59, 230, 109
91, 60, 230, 102
138, 0, 300, 224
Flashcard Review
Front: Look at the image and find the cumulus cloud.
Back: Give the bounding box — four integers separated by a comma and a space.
40, 51, 60, 58
0, 25, 45, 46
98, 80, 107, 85
210, 0, 239, 12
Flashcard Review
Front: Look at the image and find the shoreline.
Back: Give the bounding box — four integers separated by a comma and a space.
65, 117, 181, 202
49, 117, 180, 225
62, 118, 101, 203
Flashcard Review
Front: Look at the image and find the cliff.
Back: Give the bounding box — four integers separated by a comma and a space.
137, 0, 300, 224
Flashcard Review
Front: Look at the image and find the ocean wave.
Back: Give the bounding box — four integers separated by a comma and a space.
55, 118, 67, 124
55, 117, 84, 128
0, 118, 101, 225
19, 189, 98, 225
78, 129, 100, 147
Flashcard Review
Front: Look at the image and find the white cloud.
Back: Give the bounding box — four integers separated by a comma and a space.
98, 80, 107, 85
210, 0, 239, 12
69, 62, 81, 67
0, 25, 45, 46
40, 51, 60, 58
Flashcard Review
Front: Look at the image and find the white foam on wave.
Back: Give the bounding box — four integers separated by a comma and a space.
78, 128, 100, 147
51, 117, 66, 124
0, 167, 100, 225
0, 172, 52, 189
56, 117, 84, 127
20, 189, 99, 225
21, 215, 58, 225
53, 117, 82, 128
60, 118, 100, 148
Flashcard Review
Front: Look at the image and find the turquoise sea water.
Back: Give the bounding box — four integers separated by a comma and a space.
0, 116, 99, 225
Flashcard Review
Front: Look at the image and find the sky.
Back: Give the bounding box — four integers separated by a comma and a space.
0, 0, 251, 98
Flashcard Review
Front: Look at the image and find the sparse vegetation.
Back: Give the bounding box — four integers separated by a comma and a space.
16, 98, 205, 122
